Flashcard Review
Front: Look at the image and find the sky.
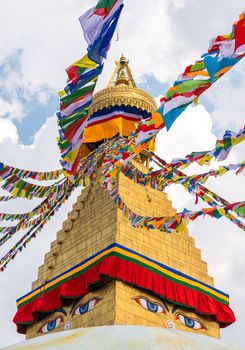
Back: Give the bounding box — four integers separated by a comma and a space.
0, 0, 244, 348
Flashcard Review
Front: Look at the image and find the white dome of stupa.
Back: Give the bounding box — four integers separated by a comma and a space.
1, 326, 243, 350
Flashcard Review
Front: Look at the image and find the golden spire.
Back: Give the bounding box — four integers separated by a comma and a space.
88, 55, 157, 117
116, 69, 129, 86
107, 54, 137, 88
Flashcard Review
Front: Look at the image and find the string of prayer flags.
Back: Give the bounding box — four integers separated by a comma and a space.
0, 210, 56, 248
135, 112, 165, 145
79, 0, 124, 63
157, 11, 245, 131
185, 183, 245, 229
98, 137, 245, 232
121, 160, 245, 191
59, 80, 97, 118
87, 4, 124, 64
57, 81, 98, 178
0, 191, 73, 247
0, 212, 27, 222
65, 54, 103, 88
160, 162, 245, 189
0, 132, 244, 270
109, 184, 245, 233
0, 188, 74, 271
0, 217, 43, 248
57, 0, 124, 179
0, 163, 62, 182
1, 175, 70, 200
214, 126, 245, 161
0, 196, 14, 202
0, 194, 60, 224
152, 153, 245, 230
168, 126, 245, 170
57, 60, 100, 179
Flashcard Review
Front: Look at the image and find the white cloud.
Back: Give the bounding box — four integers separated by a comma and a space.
0, 97, 24, 121
0, 118, 19, 143
155, 104, 216, 161
203, 64, 245, 131
0, 115, 60, 170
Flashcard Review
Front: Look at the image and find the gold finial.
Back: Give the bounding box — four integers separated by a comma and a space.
120, 54, 127, 65
89, 55, 157, 119
116, 69, 129, 86
107, 54, 137, 88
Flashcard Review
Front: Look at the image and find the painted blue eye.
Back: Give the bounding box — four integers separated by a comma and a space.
134, 297, 164, 314
47, 320, 57, 331
73, 298, 101, 316
39, 316, 63, 333
184, 317, 195, 328
78, 303, 89, 315
147, 300, 159, 313
177, 314, 205, 330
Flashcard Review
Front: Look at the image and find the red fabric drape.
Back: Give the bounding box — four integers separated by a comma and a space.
14, 256, 235, 334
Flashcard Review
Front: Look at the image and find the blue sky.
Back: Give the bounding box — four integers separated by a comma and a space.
0, 51, 58, 144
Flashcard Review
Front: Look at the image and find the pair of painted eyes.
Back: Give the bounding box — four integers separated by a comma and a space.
39, 298, 100, 333
134, 297, 205, 330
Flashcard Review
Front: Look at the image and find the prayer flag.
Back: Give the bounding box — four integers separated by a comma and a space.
66, 54, 99, 84
79, 0, 123, 47
87, 5, 124, 64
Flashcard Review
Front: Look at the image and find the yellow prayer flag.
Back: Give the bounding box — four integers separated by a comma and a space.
58, 90, 67, 98
218, 208, 226, 216
133, 144, 144, 154
193, 97, 199, 106
218, 167, 228, 176
11, 187, 19, 197
186, 71, 209, 78
216, 66, 232, 77
63, 147, 80, 163
151, 112, 164, 128
197, 155, 212, 166
110, 168, 119, 179
73, 54, 97, 69
176, 221, 188, 232
233, 135, 245, 145
114, 161, 123, 168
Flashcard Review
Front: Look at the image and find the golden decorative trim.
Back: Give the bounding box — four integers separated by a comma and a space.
88, 85, 157, 116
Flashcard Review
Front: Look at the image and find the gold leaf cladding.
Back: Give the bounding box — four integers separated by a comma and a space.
88, 85, 157, 117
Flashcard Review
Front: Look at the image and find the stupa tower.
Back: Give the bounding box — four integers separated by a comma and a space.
11, 57, 235, 348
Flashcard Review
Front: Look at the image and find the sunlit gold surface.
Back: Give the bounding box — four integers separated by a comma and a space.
88, 85, 157, 117
88, 55, 157, 117
24, 57, 221, 342
27, 162, 219, 339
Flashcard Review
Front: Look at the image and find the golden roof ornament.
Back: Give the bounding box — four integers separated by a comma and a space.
115, 69, 129, 86
88, 55, 157, 117
109, 54, 137, 88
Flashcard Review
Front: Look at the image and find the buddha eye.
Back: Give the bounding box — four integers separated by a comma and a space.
133, 296, 164, 314
39, 316, 63, 333
175, 313, 205, 330
72, 297, 101, 316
